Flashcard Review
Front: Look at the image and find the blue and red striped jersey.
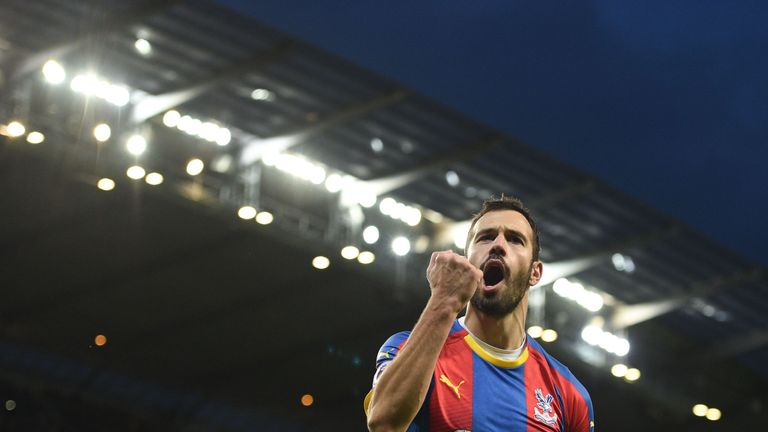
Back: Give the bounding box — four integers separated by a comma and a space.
365, 320, 595, 432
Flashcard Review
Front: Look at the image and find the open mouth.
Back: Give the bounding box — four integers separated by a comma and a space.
482, 259, 506, 287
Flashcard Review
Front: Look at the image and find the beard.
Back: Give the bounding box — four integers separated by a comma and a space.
470, 260, 532, 319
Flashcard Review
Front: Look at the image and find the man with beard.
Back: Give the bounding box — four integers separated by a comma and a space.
365, 196, 594, 432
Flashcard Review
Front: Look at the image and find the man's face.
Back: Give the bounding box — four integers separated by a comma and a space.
466, 210, 543, 318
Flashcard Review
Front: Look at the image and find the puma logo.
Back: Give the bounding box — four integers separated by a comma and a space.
439, 374, 465, 399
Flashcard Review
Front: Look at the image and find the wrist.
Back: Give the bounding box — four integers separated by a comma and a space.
426, 294, 465, 317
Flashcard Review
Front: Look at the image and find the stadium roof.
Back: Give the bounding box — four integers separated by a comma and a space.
1, 0, 766, 430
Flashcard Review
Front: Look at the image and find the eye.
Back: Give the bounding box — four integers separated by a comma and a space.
507, 235, 523, 245
476, 233, 493, 243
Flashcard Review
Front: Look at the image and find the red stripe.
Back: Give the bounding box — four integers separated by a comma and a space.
525, 349, 564, 432
429, 332, 473, 432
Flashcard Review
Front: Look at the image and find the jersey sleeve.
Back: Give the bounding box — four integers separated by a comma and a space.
363, 331, 411, 414
565, 377, 594, 432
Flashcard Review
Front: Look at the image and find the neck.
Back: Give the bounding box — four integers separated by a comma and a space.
464, 295, 528, 350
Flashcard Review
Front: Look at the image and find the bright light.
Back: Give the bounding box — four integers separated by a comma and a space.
134, 38, 152, 55
624, 368, 641, 382
379, 197, 397, 216
251, 88, 274, 101
414, 235, 430, 253
238, 206, 257, 220
26, 131, 45, 144
613, 338, 630, 357
126, 165, 146, 180
341, 246, 360, 260
216, 127, 231, 146
312, 256, 330, 269
93, 124, 111, 142
452, 222, 471, 250
581, 325, 602, 345
145, 172, 163, 185
309, 165, 326, 185
705, 408, 721, 421
553, 278, 570, 296
541, 329, 558, 342
126, 135, 147, 156
97, 178, 115, 191
611, 364, 628, 378
42, 60, 66, 84
94, 334, 107, 346
404, 207, 422, 226
358, 191, 377, 208
692, 404, 708, 417
370, 137, 384, 153
357, 251, 375, 264
445, 170, 460, 187
6, 121, 25, 137
163, 110, 181, 127
300, 394, 314, 407
363, 226, 380, 244
612, 253, 636, 273
527, 325, 543, 338
105, 84, 130, 107
324, 173, 344, 192
579, 291, 604, 312
186, 159, 204, 176
70, 73, 95, 93
392, 236, 411, 256
390, 203, 406, 220
256, 211, 274, 225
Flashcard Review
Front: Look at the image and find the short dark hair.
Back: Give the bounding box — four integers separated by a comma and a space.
464, 195, 541, 261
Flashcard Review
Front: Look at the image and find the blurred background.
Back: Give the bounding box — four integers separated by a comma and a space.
1, 0, 767, 430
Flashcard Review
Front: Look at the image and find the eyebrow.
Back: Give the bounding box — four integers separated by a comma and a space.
473, 226, 528, 244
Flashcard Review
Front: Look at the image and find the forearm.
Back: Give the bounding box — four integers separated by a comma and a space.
367, 296, 461, 431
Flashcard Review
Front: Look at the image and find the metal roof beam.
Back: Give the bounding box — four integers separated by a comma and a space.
363, 134, 504, 196
130, 39, 296, 124
240, 89, 406, 165
9, 0, 183, 82
610, 268, 763, 328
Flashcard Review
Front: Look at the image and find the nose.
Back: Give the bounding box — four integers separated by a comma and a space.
489, 232, 507, 256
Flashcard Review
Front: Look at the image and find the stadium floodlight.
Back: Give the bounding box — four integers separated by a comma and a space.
126, 165, 146, 180
324, 173, 344, 193
705, 408, 721, 421
611, 363, 628, 378
237, 206, 257, 220
105, 84, 130, 107
250, 88, 273, 101
6, 121, 26, 137
391, 236, 411, 256
215, 127, 231, 146
357, 251, 375, 264
527, 325, 543, 338
145, 172, 163, 186
255, 211, 274, 225
186, 159, 204, 176
404, 207, 422, 227
541, 329, 558, 342
379, 197, 397, 216
126, 135, 147, 156
163, 110, 181, 127
624, 368, 641, 382
445, 170, 460, 187
312, 256, 330, 270
452, 221, 471, 250
97, 178, 115, 191
42, 60, 66, 84
341, 246, 360, 260
363, 226, 380, 244
692, 404, 708, 417
580, 325, 602, 346
93, 124, 111, 142
134, 38, 152, 56
26, 131, 45, 144
370, 137, 384, 153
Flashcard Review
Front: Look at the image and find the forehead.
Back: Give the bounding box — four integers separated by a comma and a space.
472, 210, 533, 239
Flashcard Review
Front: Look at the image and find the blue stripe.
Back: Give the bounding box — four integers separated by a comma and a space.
528, 338, 594, 427
472, 351, 528, 431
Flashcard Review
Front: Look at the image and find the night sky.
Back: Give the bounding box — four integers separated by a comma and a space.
220, 0, 768, 267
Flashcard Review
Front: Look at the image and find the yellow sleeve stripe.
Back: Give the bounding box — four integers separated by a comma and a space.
363, 389, 374, 415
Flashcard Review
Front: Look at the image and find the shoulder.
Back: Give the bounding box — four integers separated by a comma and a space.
527, 338, 592, 404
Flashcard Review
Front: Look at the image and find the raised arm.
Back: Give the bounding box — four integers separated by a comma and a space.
367, 251, 482, 432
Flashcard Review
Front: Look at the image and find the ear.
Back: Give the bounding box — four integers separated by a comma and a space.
529, 260, 543, 287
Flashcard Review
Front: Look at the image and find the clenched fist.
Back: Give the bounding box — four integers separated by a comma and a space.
426, 251, 484, 313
